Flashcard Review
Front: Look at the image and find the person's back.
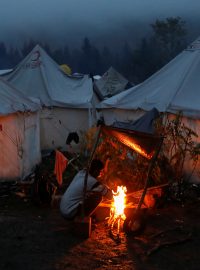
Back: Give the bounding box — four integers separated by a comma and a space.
60, 159, 112, 221
60, 170, 98, 219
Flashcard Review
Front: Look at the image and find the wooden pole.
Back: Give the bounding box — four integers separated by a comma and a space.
135, 137, 164, 214
81, 125, 102, 219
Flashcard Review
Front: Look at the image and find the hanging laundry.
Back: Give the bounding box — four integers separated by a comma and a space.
54, 150, 68, 186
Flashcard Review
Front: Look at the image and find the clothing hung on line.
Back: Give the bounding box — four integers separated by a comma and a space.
54, 150, 68, 186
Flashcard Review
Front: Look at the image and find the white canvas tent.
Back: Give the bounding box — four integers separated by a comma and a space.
3, 45, 98, 151
99, 37, 200, 122
98, 37, 200, 182
0, 78, 41, 181
94, 66, 132, 101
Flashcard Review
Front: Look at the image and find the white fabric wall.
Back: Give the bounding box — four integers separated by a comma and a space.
23, 112, 41, 178
40, 107, 93, 151
0, 114, 21, 180
0, 112, 41, 181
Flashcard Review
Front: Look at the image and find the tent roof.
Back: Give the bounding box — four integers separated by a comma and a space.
99, 37, 200, 118
0, 77, 40, 115
94, 66, 131, 100
4, 45, 94, 108
0, 69, 13, 75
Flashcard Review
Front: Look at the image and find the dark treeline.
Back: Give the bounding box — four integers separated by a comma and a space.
0, 17, 188, 84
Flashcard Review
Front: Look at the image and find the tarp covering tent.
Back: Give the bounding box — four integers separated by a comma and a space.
94, 66, 132, 101
112, 108, 160, 135
0, 78, 41, 181
98, 36, 200, 182
3, 44, 98, 151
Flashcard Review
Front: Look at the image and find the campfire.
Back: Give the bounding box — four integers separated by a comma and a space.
108, 185, 127, 240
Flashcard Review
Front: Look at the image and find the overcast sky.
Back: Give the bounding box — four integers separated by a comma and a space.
1, 0, 200, 49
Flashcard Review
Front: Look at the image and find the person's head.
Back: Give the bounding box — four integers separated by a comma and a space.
89, 159, 104, 178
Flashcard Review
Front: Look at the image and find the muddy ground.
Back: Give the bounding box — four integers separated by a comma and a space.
1, 188, 200, 270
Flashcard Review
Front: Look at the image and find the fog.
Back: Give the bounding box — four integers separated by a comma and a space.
1, 0, 200, 49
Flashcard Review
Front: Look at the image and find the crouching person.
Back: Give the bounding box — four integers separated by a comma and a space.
60, 159, 112, 221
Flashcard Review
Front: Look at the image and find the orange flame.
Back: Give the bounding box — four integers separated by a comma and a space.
111, 186, 127, 220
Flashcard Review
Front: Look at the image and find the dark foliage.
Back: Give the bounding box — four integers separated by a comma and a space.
0, 17, 187, 84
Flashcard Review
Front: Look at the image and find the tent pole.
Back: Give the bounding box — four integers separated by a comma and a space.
135, 137, 164, 214
81, 125, 102, 219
